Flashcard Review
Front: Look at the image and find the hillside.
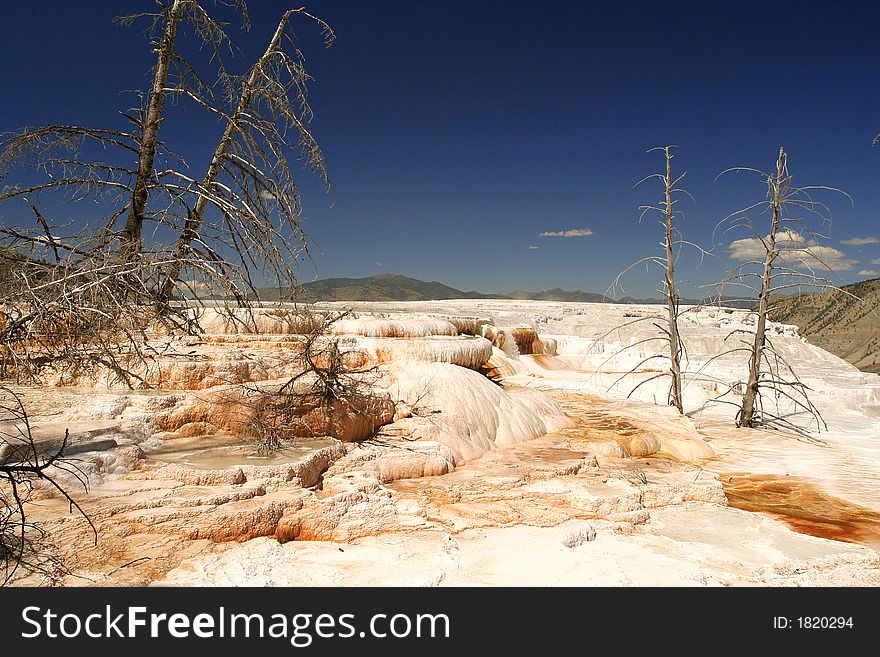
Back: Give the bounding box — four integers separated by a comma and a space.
769, 278, 880, 374
262, 274, 500, 302
270, 275, 617, 303
506, 288, 611, 303
260, 273, 756, 307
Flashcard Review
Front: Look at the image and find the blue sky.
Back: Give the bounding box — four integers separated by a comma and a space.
3, 1, 880, 297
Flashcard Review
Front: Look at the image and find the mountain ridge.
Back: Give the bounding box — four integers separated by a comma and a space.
258, 273, 751, 307
259, 274, 498, 302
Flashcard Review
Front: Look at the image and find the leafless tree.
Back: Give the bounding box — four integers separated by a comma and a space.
710, 146, 853, 432
243, 311, 391, 453
0, 2, 333, 385
604, 146, 703, 413
1, 385, 93, 585
0, 1, 334, 580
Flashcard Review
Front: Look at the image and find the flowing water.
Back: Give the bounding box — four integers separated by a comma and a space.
722, 474, 880, 550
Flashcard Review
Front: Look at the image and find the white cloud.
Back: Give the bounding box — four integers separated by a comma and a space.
840, 236, 880, 245
174, 279, 213, 297
871, 258, 880, 265
728, 230, 857, 271
858, 269, 880, 277
373, 260, 384, 267
259, 190, 276, 201
539, 228, 593, 238
528, 245, 540, 250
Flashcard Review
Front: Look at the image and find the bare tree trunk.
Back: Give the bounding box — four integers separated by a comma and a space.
120, 0, 185, 257
1, 3, 331, 385
160, 10, 294, 300
2, 385, 94, 584
738, 146, 785, 427
605, 145, 697, 410
663, 147, 683, 413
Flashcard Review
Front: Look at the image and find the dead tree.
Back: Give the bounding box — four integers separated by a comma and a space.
0, 2, 333, 385
120, 0, 188, 257
0, 2, 333, 579
604, 146, 703, 413
243, 311, 391, 453
159, 7, 332, 301
712, 146, 853, 432
1, 385, 93, 585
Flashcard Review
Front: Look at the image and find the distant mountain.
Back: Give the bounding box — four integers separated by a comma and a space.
618, 295, 665, 305
261, 273, 500, 302
259, 273, 755, 308
506, 288, 611, 303
769, 277, 880, 374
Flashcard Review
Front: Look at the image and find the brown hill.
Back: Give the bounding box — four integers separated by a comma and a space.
261, 273, 754, 306
769, 278, 880, 374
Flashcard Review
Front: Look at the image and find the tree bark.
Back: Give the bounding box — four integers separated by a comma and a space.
663, 147, 683, 413
120, 0, 186, 258
738, 146, 786, 427
160, 10, 295, 300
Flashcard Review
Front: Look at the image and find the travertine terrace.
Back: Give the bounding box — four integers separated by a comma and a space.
6, 300, 880, 586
